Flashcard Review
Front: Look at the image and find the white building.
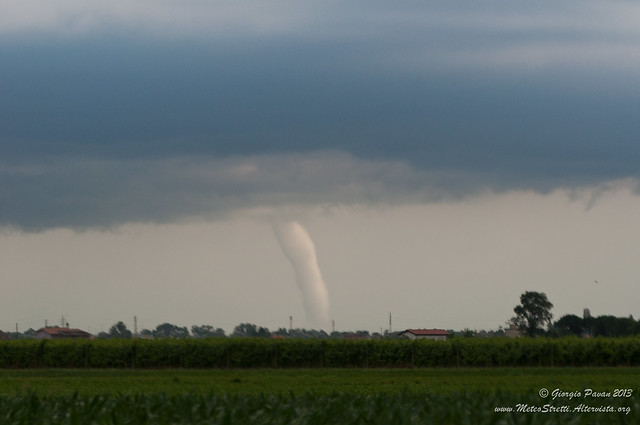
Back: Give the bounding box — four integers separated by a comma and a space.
401, 329, 450, 341
504, 320, 522, 338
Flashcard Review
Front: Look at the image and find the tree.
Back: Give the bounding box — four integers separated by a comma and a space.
592, 315, 637, 337
285, 328, 330, 339
513, 291, 553, 337
553, 314, 584, 337
23, 328, 38, 339
459, 328, 475, 338
109, 321, 132, 339
191, 325, 226, 338
153, 323, 189, 338
231, 323, 270, 338
140, 329, 153, 338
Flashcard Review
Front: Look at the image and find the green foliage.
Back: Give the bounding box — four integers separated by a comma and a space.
0, 390, 636, 425
191, 325, 226, 338
554, 314, 586, 336
0, 340, 42, 368
3, 337, 640, 368
40, 340, 92, 368
514, 291, 554, 337
1, 367, 638, 398
554, 314, 640, 338
90, 339, 136, 368
231, 323, 271, 338
153, 323, 189, 339
108, 321, 132, 339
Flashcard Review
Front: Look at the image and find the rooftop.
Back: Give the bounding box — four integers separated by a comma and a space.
38, 327, 92, 338
403, 329, 451, 336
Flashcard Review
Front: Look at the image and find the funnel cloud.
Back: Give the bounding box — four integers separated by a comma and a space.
273, 220, 330, 329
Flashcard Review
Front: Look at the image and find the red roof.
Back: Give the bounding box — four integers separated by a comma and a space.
404, 329, 450, 336
38, 327, 92, 338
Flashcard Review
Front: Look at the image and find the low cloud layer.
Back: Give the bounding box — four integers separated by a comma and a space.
0, 153, 477, 231
2, 152, 637, 231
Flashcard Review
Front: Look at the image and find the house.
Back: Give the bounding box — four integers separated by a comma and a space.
401, 329, 450, 341
36, 326, 93, 340
504, 321, 522, 338
343, 332, 368, 341
0, 330, 10, 341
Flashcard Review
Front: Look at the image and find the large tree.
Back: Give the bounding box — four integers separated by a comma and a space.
553, 314, 584, 337
191, 325, 226, 338
109, 321, 132, 339
153, 323, 189, 338
231, 323, 271, 338
514, 291, 553, 337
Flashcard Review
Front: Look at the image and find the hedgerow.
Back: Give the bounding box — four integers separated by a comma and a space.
1, 337, 640, 368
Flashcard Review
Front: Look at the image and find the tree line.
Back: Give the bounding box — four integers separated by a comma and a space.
4, 291, 637, 340
3, 322, 383, 340
512, 290, 640, 338
113, 323, 385, 340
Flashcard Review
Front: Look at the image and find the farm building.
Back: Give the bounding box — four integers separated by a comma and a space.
401, 329, 450, 341
36, 326, 93, 340
504, 321, 522, 338
0, 330, 9, 341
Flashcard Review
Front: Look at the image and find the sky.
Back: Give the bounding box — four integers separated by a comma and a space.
1, 0, 639, 335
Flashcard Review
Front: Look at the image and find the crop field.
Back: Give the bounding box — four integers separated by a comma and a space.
1, 367, 639, 396
4, 337, 640, 369
2, 338, 640, 423
0, 368, 638, 424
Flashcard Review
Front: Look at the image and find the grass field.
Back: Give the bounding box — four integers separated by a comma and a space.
0, 368, 638, 424
1, 367, 639, 395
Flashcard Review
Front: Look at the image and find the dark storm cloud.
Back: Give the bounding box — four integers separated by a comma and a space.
0, 153, 444, 231
1, 0, 640, 229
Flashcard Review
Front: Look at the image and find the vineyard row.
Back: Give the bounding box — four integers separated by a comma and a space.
1, 337, 640, 368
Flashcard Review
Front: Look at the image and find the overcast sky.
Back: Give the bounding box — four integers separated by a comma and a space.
1, 0, 639, 334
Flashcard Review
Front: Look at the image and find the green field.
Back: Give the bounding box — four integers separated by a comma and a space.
0, 368, 638, 424
1, 367, 639, 396
4, 337, 640, 369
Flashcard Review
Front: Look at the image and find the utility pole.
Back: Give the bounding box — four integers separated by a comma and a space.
389, 312, 392, 333
134, 315, 138, 338
289, 316, 293, 331
332, 320, 335, 333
